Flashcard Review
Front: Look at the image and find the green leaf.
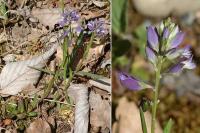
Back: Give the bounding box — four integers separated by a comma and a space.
6, 102, 17, 114
0, 1, 8, 20
18, 99, 25, 113
76, 71, 105, 80
112, 0, 127, 34
139, 98, 151, 112
164, 118, 173, 133
75, 30, 84, 46
70, 31, 84, 68
28, 66, 55, 75
30, 94, 39, 109
139, 107, 148, 133
28, 112, 38, 117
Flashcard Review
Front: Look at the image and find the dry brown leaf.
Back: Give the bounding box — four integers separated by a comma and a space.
12, 23, 31, 42
89, 91, 111, 132
15, 0, 22, 7
21, 84, 40, 95
81, 10, 104, 20
112, 97, 162, 133
92, 0, 108, 8
3, 119, 12, 126
0, 32, 7, 44
0, 43, 58, 96
85, 44, 104, 63
26, 118, 54, 133
31, 8, 62, 29
89, 77, 111, 93
27, 28, 43, 42
56, 46, 73, 60
68, 84, 89, 133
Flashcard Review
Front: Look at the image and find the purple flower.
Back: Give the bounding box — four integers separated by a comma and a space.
70, 11, 80, 21
59, 19, 67, 27
87, 21, 95, 31
168, 63, 184, 73
163, 28, 170, 39
170, 32, 185, 49
145, 46, 156, 64
146, 19, 196, 75
182, 45, 192, 58
60, 29, 70, 39
75, 25, 83, 35
169, 57, 196, 73
96, 27, 108, 36
58, 10, 83, 39
118, 72, 142, 90
59, 10, 80, 27
147, 26, 159, 52
118, 72, 152, 91
87, 19, 108, 36
182, 57, 196, 69
167, 45, 195, 74
165, 48, 180, 60
166, 44, 193, 60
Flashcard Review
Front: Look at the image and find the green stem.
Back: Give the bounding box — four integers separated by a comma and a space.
59, 0, 64, 12
151, 60, 162, 133
64, 32, 95, 91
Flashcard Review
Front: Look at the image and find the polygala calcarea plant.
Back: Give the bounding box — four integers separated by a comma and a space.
119, 18, 196, 133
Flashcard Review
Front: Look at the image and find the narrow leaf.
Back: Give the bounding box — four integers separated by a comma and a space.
112, 0, 127, 34
139, 107, 148, 133
164, 118, 173, 133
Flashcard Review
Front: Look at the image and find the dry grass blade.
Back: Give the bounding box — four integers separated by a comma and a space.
0, 43, 58, 96
89, 77, 111, 93
67, 84, 89, 133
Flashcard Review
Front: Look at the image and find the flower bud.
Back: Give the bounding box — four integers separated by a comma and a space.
118, 72, 152, 91
119, 72, 141, 90
147, 26, 159, 52
169, 32, 185, 49
168, 57, 196, 74
145, 46, 157, 64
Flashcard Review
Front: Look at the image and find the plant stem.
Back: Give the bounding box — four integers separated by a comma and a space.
64, 32, 95, 91
151, 60, 162, 133
59, 0, 64, 12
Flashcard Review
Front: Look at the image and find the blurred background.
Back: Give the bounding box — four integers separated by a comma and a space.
112, 0, 200, 133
